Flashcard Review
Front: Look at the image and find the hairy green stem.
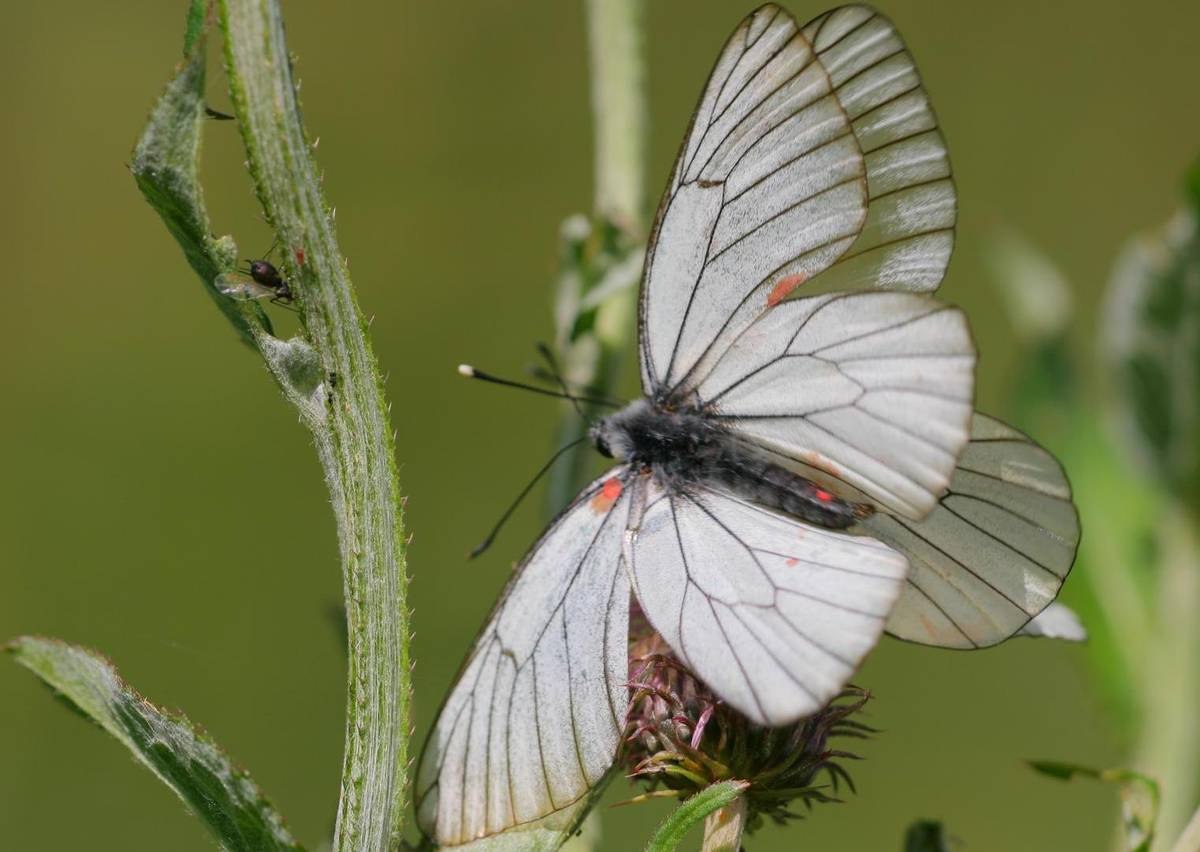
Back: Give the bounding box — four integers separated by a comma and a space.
218, 2, 411, 849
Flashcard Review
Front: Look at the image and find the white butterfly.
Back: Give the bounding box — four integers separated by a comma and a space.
416, 4, 1079, 847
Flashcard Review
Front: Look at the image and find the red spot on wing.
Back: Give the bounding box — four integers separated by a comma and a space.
815, 488, 833, 502
590, 477, 624, 513
785, 557, 799, 567
766, 273, 808, 307
294, 247, 306, 265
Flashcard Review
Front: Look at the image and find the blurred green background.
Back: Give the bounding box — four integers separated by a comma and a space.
2, 1, 1199, 849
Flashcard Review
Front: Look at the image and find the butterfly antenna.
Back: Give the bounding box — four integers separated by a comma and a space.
468, 435, 589, 559
457, 365, 621, 409
526, 364, 624, 403
535, 342, 584, 418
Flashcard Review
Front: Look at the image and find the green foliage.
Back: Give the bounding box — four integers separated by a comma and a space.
903, 820, 951, 852
645, 781, 749, 852
988, 158, 1200, 845
182, 0, 207, 55
1029, 761, 1158, 852
7, 637, 302, 852
129, 3, 267, 344
1105, 204, 1200, 512
545, 212, 644, 512
216, 1, 413, 848
21, 0, 413, 849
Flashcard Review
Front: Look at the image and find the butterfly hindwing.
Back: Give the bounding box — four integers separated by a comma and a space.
868, 414, 1079, 648
416, 471, 632, 847
1017, 602, 1086, 642
624, 475, 908, 726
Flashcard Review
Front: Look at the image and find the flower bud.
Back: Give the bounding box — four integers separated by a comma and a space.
622, 605, 872, 831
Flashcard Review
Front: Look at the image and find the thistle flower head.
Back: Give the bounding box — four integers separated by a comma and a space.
621, 608, 873, 831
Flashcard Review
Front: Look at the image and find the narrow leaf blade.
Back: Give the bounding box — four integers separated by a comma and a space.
130, 5, 266, 342
8, 636, 303, 852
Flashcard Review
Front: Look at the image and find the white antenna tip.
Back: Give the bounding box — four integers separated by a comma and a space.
457, 364, 476, 377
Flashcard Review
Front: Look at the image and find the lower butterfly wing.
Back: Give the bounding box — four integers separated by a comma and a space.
697, 291, 975, 520
1017, 602, 1086, 642
624, 476, 907, 726
865, 414, 1079, 648
415, 471, 633, 847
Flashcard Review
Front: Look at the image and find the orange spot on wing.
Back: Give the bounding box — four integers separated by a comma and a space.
590, 477, 624, 513
766, 272, 808, 307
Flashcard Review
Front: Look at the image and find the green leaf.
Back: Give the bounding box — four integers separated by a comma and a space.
7, 636, 303, 852
1029, 760, 1159, 852
645, 780, 749, 852
182, 0, 207, 55
1103, 205, 1200, 512
130, 1, 267, 344
903, 819, 951, 852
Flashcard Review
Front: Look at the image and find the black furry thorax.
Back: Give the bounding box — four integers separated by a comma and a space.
590, 400, 869, 530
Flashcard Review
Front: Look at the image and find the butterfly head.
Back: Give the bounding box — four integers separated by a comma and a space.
588, 419, 617, 459
587, 399, 653, 462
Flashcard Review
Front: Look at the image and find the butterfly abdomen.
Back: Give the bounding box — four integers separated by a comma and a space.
596, 400, 865, 530
705, 448, 865, 530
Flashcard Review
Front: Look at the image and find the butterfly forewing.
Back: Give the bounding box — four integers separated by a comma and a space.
869, 414, 1079, 648
795, 6, 955, 297
699, 291, 975, 519
625, 475, 908, 726
416, 471, 632, 846
638, 4, 957, 400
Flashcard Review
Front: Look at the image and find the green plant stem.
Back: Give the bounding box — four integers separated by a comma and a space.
1134, 504, 1200, 849
645, 781, 748, 852
546, 0, 647, 509
218, 2, 411, 850
586, 0, 645, 229
700, 796, 748, 852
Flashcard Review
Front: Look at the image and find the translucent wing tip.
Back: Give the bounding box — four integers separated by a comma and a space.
214, 271, 272, 300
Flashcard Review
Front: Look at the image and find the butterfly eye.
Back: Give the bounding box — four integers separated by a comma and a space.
588, 421, 614, 458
